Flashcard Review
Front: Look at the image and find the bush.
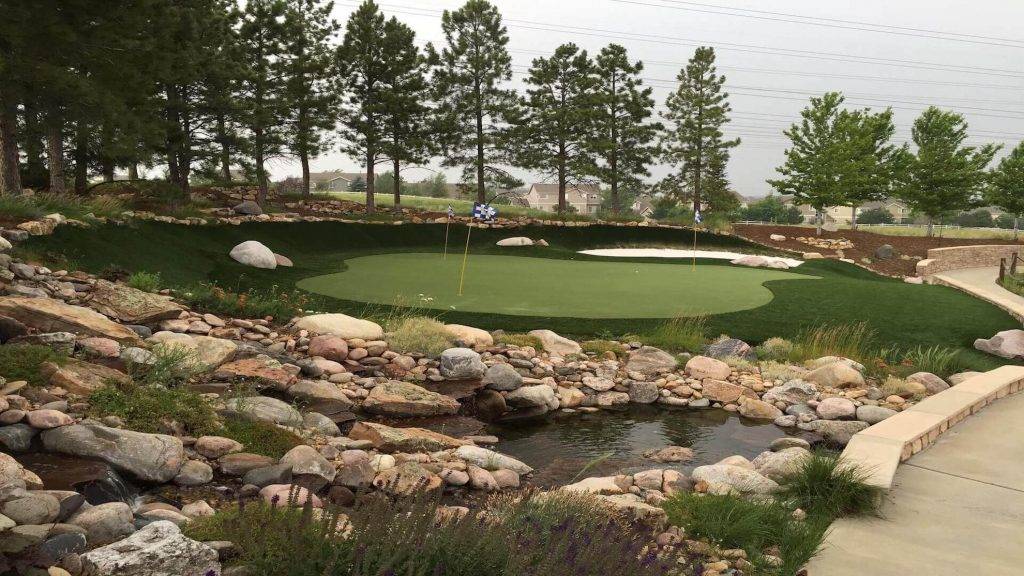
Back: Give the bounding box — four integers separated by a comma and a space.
0, 192, 125, 221
757, 337, 795, 361
218, 413, 304, 458
181, 283, 311, 321
385, 316, 453, 356
88, 382, 219, 436
580, 339, 626, 358
0, 344, 66, 385
759, 360, 804, 383
856, 207, 894, 225
898, 345, 964, 378
126, 270, 162, 292
790, 322, 875, 366
778, 452, 884, 520
126, 345, 204, 387
495, 332, 543, 349
642, 315, 707, 352
721, 355, 755, 372
739, 196, 803, 224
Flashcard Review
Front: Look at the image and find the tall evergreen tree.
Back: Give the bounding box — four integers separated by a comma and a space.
661, 46, 739, 216
590, 44, 660, 214
337, 0, 388, 214
988, 141, 1024, 239
282, 0, 339, 198
430, 0, 518, 203
514, 43, 597, 213
899, 106, 999, 236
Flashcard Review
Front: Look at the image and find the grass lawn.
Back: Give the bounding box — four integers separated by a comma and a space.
18, 220, 1019, 370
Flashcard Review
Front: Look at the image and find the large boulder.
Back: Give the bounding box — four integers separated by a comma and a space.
229, 240, 277, 269
147, 332, 238, 368
684, 356, 731, 380
527, 329, 581, 356
856, 405, 897, 424
974, 329, 1024, 359
0, 297, 142, 345
279, 445, 336, 485
443, 324, 493, 347
454, 445, 532, 474
307, 335, 349, 362
800, 420, 869, 446
506, 385, 559, 412
68, 502, 136, 546
41, 423, 184, 483
361, 380, 460, 417
804, 362, 865, 388
816, 397, 857, 420
752, 447, 811, 483
80, 520, 220, 576
84, 280, 183, 324
213, 355, 296, 390
482, 363, 523, 391
224, 396, 303, 427
703, 338, 754, 360
625, 346, 677, 374
761, 380, 817, 405
737, 397, 783, 420
373, 462, 442, 494
349, 421, 467, 452
701, 379, 748, 403
906, 372, 949, 395
42, 357, 131, 396
439, 348, 487, 380
286, 379, 354, 412
293, 313, 384, 340
496, 237, 533, 247
691, 464, 778, 495
233, 200, 263, 215
628, 381, 659, 404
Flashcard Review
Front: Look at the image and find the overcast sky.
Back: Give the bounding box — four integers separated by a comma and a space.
273, 0, 1024, 198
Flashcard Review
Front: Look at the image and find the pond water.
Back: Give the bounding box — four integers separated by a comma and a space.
488, 406, 799, 487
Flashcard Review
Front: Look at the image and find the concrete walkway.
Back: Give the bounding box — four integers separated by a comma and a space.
808, 391, 1024, 575
932, 266, 1024, 321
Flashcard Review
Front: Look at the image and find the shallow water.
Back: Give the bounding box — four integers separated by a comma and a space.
15, 452, 141, 506
489, 406, 798, 487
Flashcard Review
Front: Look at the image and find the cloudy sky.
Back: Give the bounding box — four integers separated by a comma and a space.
275, 0, 1024, 198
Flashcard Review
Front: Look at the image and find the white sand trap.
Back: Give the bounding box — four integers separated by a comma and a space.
579, 248, 804, 268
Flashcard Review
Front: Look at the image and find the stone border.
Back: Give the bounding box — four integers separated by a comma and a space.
840, 365, 1024, 489
917, 244, 1021, 277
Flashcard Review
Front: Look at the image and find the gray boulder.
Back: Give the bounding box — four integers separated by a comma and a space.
856, 405, 897, 424
703, 338, 754, 360
626, 346, 677, 374
233, 200, 263, 215
228, 240, 277, 269
906, 371, 949, 394
691, 464, 778, 495
628, 381, 659, 404
41, 423, 185, 483
0, 423, 38, 452
482, 363, 523, 391
224, 396, 303, 427
81, 520, 220, 576
974, 330, 1024, 359
874, 244, 895, 260
439, 348, 487, 380
68, 502, 135, 546
762, 380, 817, 405
799, 420, 869, 446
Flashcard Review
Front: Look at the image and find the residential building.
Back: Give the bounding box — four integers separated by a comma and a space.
522, 183, 603, 214
309, 170, 366, 192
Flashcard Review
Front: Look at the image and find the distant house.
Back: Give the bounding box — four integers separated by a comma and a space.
309, 170, 366, 192
523, 183, 602, 214
631, 197, 654, 217
854, 199, 911, 224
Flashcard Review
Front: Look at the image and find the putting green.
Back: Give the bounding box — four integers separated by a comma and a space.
296, 253, 816, 318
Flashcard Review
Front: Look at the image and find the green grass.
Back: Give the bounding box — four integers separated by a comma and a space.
18, 220, 1020, 371
126, 345, 203, 386
386, 316, 454, 356
495, 332, 544, 348
778, 452, 884, 520
0, 344, 66, 385
580, 339, 627, 358
631, 315, 709, 353
87, 382, 219, 436
126, 270, 162, 292
178, 282, 315, 321
218, 413, 304, 458
0, 192, 124, 221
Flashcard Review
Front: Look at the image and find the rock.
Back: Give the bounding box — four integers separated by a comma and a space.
1, 491, 61, 524
466, 465, 498, 491
0, 314, 29, 343
68, 502, 135, 546
633, 469, 664, 491
762, 380, 817, 405
454, 445, 532, 474
769, 234, 786, 241
684, 356, 731, 380
174, 460, 214, 486
84, 280, 183, 324
233, 200, 263, 215
259, 484, 322, 507
628, 381, 659, 404
373, 461, 443, 494
527, 329, 581, 356
194, 436, 243, 459
26, 409, 73, 429
274, 253, 293, 267
874, 244, 895, 260
0, 297, 142, 345
703, 338, 753, 360
180, 501, 215, 519
443, 324, 493, 348
362, 380, 460, 417
1, 524, 50, 554
801, 420, 869, 446
495, 237, 533, 247
492, 469, 520, 488
738, 397, 783, 420
78, 337, 121, 358
1, 452, 40, 490
595, 494, 667, 523
293, 313, 383, 340
643, 446, 694, 463
482, 363, 522, 391
280, 445, 336, 485
80, 520, 219, 576
752, 448, 811, 483
148, 332, 238, 368
856, 405, 897, 424
0, 423, 37, 452
804, 362, 865, 388
439, 348, 487, 380
348, 421, 466, 452
242, 463, 292, 488
224, 396, 303, 427
626, 346, 677, 374
506, 385, 559, 412
474, 389, 508, 421
906, 372, 950, 394
948, 371, 981, 385
701, 379, 748, 403
219, 453, 277, 476
731, 255, 768, 268
287, 379, 353, 411
229, 240, 277, 269
44, 357, 131, 396
816, 397, 857, 420
41, 423, 185, 483
561, 476, 624, 495
770, 437, 811, 451
307, 335, 348, 362
214, 356, 296, 390
691, 465, 779, 495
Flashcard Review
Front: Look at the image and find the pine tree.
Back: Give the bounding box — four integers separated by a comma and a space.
514, 43, 598, 213
281, 0, 339, 198
661, 46, 739, 216
430, 0, 518, 203
349, 175, 366, 192
988, 141, 1024, 239
337, 0, 388, 214
899, 106, 1000, 236
590, 44, 660, 214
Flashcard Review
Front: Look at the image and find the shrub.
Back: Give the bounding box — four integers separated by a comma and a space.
580, 339, 626, 358
898, 345, 964, 378
778, 452, 884, 520
721, 355, 755, 372
856, 207, 895, 225
88, 382, 219, 436
126, 345, 204, 387
385, 316, 453, 356
0, 192, 124, 221
181, 283, 311, 321
642, 315, 707, 352
759, 360, 804, 383
218, 413, 304, 458
789, 322, 875, 365
126, 270, 162, 292
495, 332, 543, 349
756, 337, 795, 362
0, 344, 66, 385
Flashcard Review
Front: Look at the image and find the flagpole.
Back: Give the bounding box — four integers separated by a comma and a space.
443, 217, 451, 260
692, 225, 697, 271
458, 223, 473, 296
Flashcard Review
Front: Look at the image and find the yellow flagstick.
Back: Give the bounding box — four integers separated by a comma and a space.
692, 224, 698, 271
443, 217, 451, 260
458, 223, 473, 296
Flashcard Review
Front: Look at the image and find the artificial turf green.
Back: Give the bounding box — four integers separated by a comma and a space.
20, 220, 1019, 370
297, 252, 812, 318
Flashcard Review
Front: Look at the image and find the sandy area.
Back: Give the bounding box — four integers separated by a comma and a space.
578, 248, 804, 267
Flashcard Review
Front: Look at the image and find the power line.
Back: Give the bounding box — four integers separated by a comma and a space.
609, 0, 1024, 49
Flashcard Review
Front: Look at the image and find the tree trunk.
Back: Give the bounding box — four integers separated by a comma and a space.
474, 81, 485, 204
851, 205, 858, 230
73, 124, 88, 194
815, 209, 822, 236
1014, 216, 1018, 241
164, 84, 182, 189
392, 157, 401, 210
0, 100, 22, 196
128, 164, 138, 180
217, 114, 231, 182
926, 216, 934, 237
22, 104, 45, 187
557, 144, 567, 214
46, 117, 66, 193
364, 150, 375, 215
300, 152, 310, 199
254, 127, 267, 205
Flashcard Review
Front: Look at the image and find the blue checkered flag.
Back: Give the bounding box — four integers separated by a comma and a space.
472, 203, 497, 222
446, 204, 455, 218
693, 209, 702, 224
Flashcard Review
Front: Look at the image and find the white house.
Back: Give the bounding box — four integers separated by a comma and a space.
522, 183, 602, 214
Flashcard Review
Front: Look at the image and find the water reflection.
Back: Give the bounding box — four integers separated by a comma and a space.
490, 406, 794, 487
15, 452, 140, 506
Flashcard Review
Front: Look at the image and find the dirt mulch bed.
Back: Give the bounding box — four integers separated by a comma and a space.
734, 224, 1024, 277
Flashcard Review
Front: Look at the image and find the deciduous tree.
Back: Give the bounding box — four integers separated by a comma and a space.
988, 141, 1024, 238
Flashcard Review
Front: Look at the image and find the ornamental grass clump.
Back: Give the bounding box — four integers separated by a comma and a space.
182, 282, 310, 321
0, 344, 66, 385
756, 337, 795, 362
495, 332, 544, 349
385, 316, 454, 356
126, 270, 162, 292
88, 381, 219, 437
790, 322, 876, 365
580, 339, 627, 358
643, 315, 708, 352
778, 452, 884, 520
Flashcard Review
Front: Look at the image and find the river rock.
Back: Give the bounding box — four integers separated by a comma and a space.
906, 372, 949, 394
527, 329, 581, 356
474, 389, 508, 420
224, 396, 303, 427
0, 297, 142, 345
626, 346, 677, 374
856, 405, 897, 424
349, 421, 466, 452
293, 313, 384, 340
41, 423, 185, 483
233, 200, 262, 215
218, 453, 277, 476
482, 363, 522, 391
307, 335, 348, 362
643, 446, 695, 463
816, 397, 857, 420
259, 484, 322, 507
148, 332, 238, 368
738, 397, 783, 420
68, 502, 135, 546
286, 379, 353, 411
685, 356, 731, 380
280, 445, 335, 485
229, 241, 277, 269
78, 337, 121, 358
194, 436, 243, 459
454, 445, 532, 474
362, 380, 460, 417
42, 357, 131, 396
174, 460, 214, 486
0, 423, 37, 452
752, 448, 811, 483
1, 491, 61, 525
80, 520, 220, 576
701, 379, 747, 403
691, 464, 778, 495
84, 280, 183, 324
628, 381, 659, 403
761, 380, 817, 405
704, 338, 753, 360
443, 324, 493, 347
800, 420, 869, 446
467, 465, 498, 491
214, 355, 296, 390
506, 385, 559, 412
373, 461, 442, 494
26, 409, 73, 429
440, 348, 487, 380
804, 362, 865, 388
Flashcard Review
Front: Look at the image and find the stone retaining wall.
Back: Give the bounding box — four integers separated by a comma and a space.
917, 245, 1022, 276
840, 365, 1024, 490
